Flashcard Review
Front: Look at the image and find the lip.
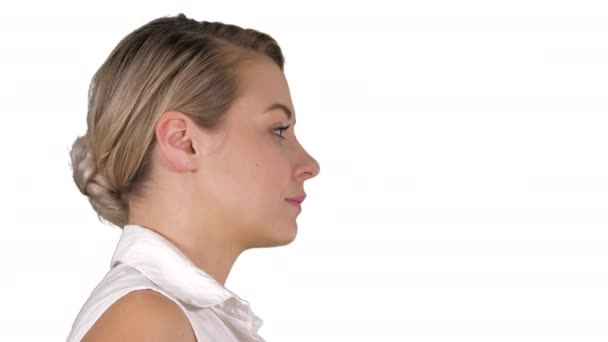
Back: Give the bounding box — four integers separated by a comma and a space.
286, 200, 302, 211
285, 194, 306, 204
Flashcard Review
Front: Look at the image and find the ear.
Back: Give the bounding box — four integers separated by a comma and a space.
154, 111, 197, 172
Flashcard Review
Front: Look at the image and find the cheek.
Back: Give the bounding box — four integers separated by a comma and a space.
249, 157, 287, 197
210, 133, 291, 210
242, 152, 291, 211
243, 138, 290, 185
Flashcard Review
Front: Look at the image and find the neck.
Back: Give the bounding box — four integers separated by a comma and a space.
127, 215, 243, 287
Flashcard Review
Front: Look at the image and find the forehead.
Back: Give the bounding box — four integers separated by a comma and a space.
234, 56, 294, 114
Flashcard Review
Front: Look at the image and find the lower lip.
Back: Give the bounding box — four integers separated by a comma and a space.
286, 200, 302, 210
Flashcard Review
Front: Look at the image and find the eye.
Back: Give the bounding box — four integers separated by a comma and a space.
272, 124, 291, 140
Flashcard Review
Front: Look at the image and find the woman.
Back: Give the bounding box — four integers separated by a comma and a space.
66, 13, 320, 341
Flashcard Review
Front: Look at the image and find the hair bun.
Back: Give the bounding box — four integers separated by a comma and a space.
69, 135, 128, 226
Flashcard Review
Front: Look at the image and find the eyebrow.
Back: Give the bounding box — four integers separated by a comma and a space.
264, 103, 295, 125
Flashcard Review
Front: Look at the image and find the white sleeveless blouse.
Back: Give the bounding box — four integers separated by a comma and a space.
66, 224, 265, 341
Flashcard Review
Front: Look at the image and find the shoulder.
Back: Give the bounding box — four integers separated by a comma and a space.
82, 289, 196, 342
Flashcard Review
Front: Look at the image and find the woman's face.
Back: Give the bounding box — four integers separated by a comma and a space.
192, 56, 320, 249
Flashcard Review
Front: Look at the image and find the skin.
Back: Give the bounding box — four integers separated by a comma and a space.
82, 289, 196, 341
128, 55, 321, 287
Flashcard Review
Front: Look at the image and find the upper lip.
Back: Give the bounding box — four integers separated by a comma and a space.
285, 194, 306, 204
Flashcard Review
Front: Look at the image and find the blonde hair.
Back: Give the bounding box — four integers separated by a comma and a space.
69, 13, 285, 228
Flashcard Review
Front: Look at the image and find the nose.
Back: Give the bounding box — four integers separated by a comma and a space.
295, 147, 320, 182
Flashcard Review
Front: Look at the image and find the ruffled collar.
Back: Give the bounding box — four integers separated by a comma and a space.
110, 224, 264, 340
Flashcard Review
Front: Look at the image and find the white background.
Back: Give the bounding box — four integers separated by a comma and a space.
0, 1, 606, 341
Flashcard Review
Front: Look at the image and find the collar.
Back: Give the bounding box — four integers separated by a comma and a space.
109, 224, 265, 339
110, 224, 239, 308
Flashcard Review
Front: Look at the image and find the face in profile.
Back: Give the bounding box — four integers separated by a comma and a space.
191, 56, 320, 249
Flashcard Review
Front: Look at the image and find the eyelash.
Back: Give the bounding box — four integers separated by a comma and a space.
272, 124, 291, 140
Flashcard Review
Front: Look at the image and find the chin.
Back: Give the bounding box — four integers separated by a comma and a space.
278, 230, 298, 246
257, 222, 298, 248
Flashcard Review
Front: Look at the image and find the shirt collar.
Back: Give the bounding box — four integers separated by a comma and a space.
110, 224, 238, 308
109, 224, 265, 340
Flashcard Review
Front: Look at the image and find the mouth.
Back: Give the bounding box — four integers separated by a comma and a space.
285, 194, 306, 204
285, 199, 302, 210
285, 194, 305, 210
